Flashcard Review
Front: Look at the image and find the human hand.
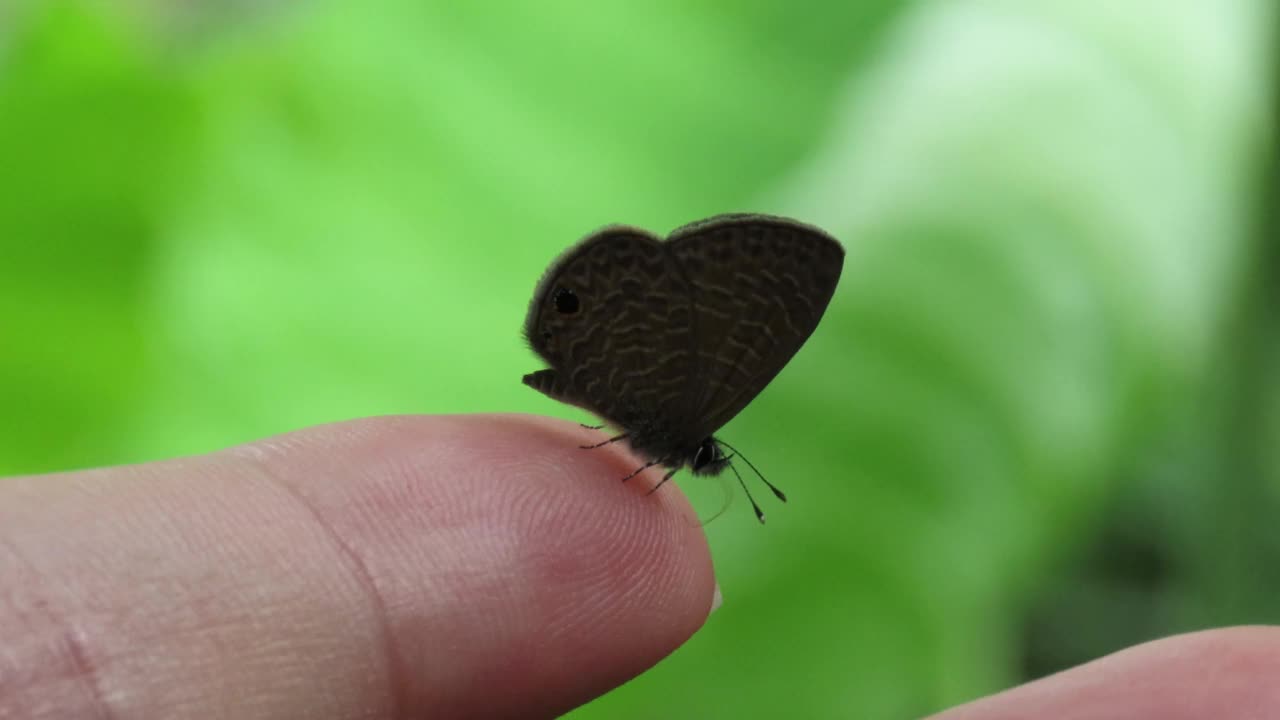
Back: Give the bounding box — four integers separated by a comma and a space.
0, 415, 715, 718
4, 414, 1276, 718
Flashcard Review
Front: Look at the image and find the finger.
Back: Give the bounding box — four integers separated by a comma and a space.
929, 626, 1280, 719
0, 414, 716, 720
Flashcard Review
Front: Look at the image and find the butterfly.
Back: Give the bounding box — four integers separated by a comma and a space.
522, 213, 844, 522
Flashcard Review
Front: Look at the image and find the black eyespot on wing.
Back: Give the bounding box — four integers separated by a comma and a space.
553, 286, 580, 314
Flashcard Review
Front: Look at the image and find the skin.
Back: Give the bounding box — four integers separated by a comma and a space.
929, 626, 1280, 719
0, 414, 1276, 719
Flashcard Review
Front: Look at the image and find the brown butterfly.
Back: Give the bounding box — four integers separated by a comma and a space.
522, 213, 844, 522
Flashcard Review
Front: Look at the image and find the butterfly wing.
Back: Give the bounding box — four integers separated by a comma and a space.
523, 226, 697, 438
665, 214, 845, 440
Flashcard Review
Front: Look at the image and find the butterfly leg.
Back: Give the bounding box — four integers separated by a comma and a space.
645, 468, 679, 496
580, 434, 627, 450
619, 461, 659, 483
579, 423, 605, 430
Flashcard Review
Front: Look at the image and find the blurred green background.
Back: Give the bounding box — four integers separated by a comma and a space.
1, 0, 1276, 716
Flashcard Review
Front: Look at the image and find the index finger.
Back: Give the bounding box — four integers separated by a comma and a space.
0, 413, 717, 719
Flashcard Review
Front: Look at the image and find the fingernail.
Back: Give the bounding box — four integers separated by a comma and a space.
709, 583, 723, 614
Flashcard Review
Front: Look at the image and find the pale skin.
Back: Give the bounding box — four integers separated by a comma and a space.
1, 414, 1276, 718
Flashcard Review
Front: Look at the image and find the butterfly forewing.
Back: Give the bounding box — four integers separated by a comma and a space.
665, 216, 844, 440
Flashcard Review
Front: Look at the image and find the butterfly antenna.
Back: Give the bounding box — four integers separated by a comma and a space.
724, 457, 767, 523
718, 440, 787, 503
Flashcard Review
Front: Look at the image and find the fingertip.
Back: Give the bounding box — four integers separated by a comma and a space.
238, 413, 716, 716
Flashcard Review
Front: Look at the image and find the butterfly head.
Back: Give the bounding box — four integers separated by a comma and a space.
693, 438, 788, 524
690, 438, 731, 476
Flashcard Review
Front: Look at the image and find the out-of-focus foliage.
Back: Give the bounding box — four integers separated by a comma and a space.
0, 0, 1274, 717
